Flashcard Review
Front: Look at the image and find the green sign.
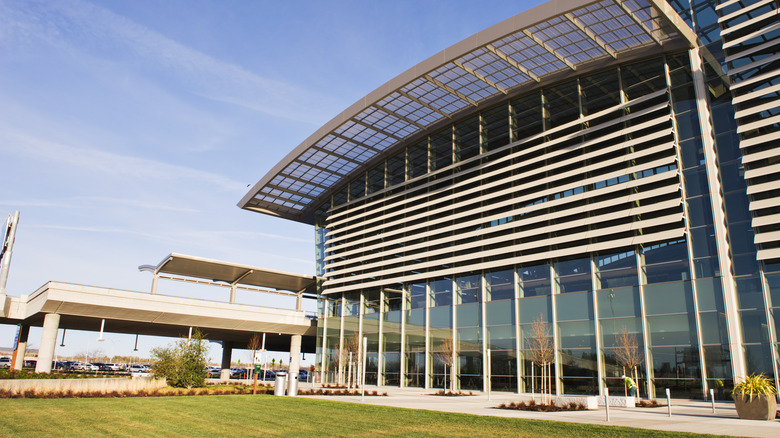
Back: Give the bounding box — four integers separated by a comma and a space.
254, 365, 262, 373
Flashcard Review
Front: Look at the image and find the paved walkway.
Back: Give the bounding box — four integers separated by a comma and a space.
294, 384, 778, 437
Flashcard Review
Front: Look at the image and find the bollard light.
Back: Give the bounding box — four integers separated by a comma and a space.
710, 388, 715, 413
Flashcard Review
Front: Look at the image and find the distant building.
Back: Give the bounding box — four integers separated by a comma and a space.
241, 0, 780, 398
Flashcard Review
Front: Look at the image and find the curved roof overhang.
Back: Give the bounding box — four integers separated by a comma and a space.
240, 0, 700, 225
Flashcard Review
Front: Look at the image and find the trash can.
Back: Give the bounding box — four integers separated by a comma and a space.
274, 372, 287, 396
288, 374, 299, 397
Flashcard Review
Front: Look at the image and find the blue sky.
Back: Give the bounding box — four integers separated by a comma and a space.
0, 0, 543, 364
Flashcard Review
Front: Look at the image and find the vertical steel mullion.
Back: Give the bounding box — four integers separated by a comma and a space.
481, 273, 489, 393
689, 48, 746, 382
425, 281, 431, 390
400, 286, 407, 388
450, 277, 457, 390
592, 256, 604, 396
378, 289, 385, 386
637, 249, 653, 398
551, 263, 561, 396
358, 292, 365, 386
339, 295, 346, 385
514, 267, 523, 394
320, 300, 328, 384
759, 265, 780, 391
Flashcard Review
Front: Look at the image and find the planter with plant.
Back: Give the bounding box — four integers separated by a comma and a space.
732, 374, 777, 421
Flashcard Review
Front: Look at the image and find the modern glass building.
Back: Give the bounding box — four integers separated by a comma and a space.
240, 0, 780, 399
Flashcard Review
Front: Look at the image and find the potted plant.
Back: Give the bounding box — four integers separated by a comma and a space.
732, 374, 777, 421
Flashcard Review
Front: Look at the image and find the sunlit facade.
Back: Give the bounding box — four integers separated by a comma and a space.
241, 0, 780, 399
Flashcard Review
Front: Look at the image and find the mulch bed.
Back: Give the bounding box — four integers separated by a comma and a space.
496, 400, 587, 412
429, 390, 475, 396
0, 384, 272, 399
636, 399, 665, 407
299, 388, 387, 396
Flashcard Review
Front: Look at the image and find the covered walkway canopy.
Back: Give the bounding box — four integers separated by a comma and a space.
139, 253, 319, 299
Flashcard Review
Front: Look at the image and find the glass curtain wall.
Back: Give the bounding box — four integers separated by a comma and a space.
315, 52, 771, 397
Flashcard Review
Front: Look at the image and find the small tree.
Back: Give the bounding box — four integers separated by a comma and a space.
614, 326, 643, 399
344, 333, 361, 388
434, 336, 456, 393
151, 329, 209, 388
527, 315, 554, 403
248, 333, 262, 374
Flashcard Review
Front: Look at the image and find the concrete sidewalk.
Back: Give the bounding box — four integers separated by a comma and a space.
296, 385, 778, 437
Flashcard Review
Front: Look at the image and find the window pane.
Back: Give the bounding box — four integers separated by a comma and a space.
486, 300, 515, 326
647, 313, 697, 346
486, 269, 514, 301
597, 286, 641, 318
644, 281, 694, 315
519, 263, 551, 297
556, 292, 593, 321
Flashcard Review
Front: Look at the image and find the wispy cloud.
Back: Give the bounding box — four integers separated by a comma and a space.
0, 127, 243, 192
0, 0, 334, 124
0, 196, 201, 213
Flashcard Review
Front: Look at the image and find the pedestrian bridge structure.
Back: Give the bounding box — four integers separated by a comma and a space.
0, 254, 318, 379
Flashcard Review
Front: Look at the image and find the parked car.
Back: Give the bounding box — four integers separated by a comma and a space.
207, 366, 221, 378
128, 364, 151, 376
0, 357, 11, 368
23, 359, 37, 369
258, 369, 276, 380
67, 362, 88, 371
230, 367, 248, 379
68, 361, 97, 371
298, 369, 309, 381
52, 361, 66, 370
103, 363, 123, 372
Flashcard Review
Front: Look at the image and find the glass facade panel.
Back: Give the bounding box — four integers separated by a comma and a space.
644, 282, 694, 315
519, 295, 552, 323
485, 300, 515, 326
646, 314, 697, 346
597, 287, 640, 319
556, 258, 592, 294
519, 264, 551, 297
486, 269, 514, 301
456, 274, 481, 304
556, 292, 593, 321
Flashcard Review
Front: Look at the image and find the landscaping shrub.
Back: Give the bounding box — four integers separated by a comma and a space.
151, 329, 208, 388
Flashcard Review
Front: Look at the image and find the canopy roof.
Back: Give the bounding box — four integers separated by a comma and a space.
240, 0, 696, 224
140, 253, 318, 295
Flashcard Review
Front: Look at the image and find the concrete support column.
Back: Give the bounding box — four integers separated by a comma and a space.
220, 341, 233, 380
288, 334, 302, 394
11, 324, 30, 370
35, 313, 60, 373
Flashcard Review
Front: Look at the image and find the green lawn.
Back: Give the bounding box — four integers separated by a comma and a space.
0, 395, 726, 437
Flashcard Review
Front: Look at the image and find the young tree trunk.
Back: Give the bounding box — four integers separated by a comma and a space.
634, 366, 640, 400
450, 364, 455, 393
347, 352, 353, 389
623, 366, 627, 397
